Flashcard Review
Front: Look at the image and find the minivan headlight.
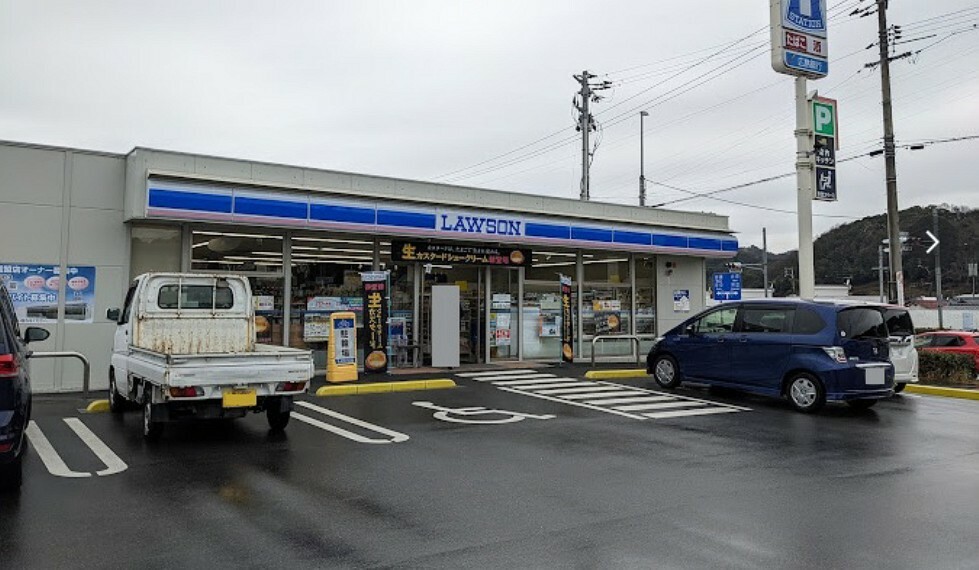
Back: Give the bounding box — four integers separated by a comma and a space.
822, 346, 848, 364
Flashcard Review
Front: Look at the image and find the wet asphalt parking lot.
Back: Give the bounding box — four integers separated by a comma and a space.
2, 368, 979, 569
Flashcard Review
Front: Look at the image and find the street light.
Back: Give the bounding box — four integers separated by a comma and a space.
639, 111, 648, 207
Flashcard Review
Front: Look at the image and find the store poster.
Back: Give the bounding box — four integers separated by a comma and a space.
0, 263, 96, 323
305, 296, 363, 341
362, 272, 389, 374
560, 275, 574, 362
673, 290, 691, 313
592, 299, 622, 335
253, 295, 275, 312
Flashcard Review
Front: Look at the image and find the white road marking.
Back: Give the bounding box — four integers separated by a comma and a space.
508, 382, 595, 391
63, 418, 128, 476
471, 373, 560, 382
25, 421, 91, 478
495, 386, 647, 420
456, 369, 539, 377
614, 401, 708, 412
294, 401, 409, 444
642, 407, 742, 419
490, 378, 573, 387
579, 395, 674, 405
412, 401, 555, 424
559, 389, 642, 400
534, 385, 625, 395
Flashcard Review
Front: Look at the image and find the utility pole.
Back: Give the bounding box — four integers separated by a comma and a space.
934, 208, 944, 328
573, 70, 611, 201
639, 111, 649, 206
878, 244, 885, 303
876, 0, 905, 305
762, 227, 769, 298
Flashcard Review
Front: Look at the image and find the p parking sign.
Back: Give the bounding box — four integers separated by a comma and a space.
812, 99, 836, 138
810, 96, 838, 201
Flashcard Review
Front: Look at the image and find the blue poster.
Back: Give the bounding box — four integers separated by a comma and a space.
0, 263, 96, 323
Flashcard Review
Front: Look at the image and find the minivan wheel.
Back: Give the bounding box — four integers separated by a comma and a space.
652, 354, 682, 389
787, 373, 825, 413
893, 383, 906, 394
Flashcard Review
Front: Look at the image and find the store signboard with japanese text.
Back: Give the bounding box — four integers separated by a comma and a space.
0, 263, 96, 323
392, 240, 531, 267
362, 271, 389, 374
326, 312, 358, 383
673, 290, 691, 313
560, 275, 574, 362
812, 96, 839, 201
770, 0, 829, 79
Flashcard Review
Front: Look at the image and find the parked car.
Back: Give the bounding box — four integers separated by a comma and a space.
915, 331, 979, 373
0, 282, 50, 490
646, 299, 894, 413
863, 303, 919, 393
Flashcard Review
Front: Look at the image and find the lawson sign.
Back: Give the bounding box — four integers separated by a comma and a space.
438, 212, 523, 237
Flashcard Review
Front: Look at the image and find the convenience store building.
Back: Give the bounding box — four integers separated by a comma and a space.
0, 140, 737, 392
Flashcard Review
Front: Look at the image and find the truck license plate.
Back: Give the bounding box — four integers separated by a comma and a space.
222, 388, 257, 408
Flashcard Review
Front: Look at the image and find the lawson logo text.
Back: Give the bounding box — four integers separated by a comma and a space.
439, 214, 522, 236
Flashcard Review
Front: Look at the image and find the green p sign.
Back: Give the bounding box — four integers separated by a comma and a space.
812, 98, 836, 137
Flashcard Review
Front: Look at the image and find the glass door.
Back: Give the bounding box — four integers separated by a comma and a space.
488, 267, 519, 361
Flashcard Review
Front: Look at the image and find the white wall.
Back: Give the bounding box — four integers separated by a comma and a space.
656, 255, 706, 335
0, 143, 126, 392
908, 308, 979, 331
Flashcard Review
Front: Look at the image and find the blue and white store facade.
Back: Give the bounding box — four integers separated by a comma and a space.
0, 140, 737, 390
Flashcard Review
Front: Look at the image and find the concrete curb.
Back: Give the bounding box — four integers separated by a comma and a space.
316, 379, 456, 397
905, 384, 979, 401
85, 400, 110, 413
584, 369, 648, 380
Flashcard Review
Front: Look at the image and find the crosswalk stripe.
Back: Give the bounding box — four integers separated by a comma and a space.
580, 395, 674, 405
476, 374, 561, 382
534, 385, 624, 395
561, 390, 644, 400
643, 407, 742, 419
490, 377, 571, 386
614, 401, 707, 412
495, 386, 647, 420
456, 369, 539, 377
498, 381, 591, 391
63, 418, 128, 476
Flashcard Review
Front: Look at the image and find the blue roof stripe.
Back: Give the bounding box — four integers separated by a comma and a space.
652, 234, 688, 248
310, 203, 376, 225
234, 196, 308, 219
377, 209, 436, 229
722, 240, 739, 252
148, 188, 232, 213
525, 222, 570, 240
613, 230, 652, 246
571, 227, 613, 243
688, 237, 723, 251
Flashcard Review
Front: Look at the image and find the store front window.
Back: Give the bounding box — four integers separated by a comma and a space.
523, 251, 576, 360
636, 255, 658, 353
582, 252, 632, 358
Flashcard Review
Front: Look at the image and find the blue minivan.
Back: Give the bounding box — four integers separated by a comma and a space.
646, 299, 894, 413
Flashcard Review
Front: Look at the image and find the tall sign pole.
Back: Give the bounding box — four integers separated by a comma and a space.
771, 0, 830, 300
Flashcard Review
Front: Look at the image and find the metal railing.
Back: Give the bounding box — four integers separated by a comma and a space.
590, 335, 643, 368
30, 351, 91, 398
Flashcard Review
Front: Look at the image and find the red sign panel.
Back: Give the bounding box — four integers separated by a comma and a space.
785, 31, 827, 58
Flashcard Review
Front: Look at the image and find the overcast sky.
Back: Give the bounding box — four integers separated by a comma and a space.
1, 1, 977, 252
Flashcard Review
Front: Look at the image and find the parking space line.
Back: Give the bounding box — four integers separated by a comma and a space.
25, 421, 91, 478
561, 390, 650, 400
578, 395, 673, 405
495, 387, 647, 420
642, 408, 741, 419
294, 401, 409, 444
534, 385, 623, 395
614, 401, 708, 412
456, 369, 539, 377
63, 418, 128, 476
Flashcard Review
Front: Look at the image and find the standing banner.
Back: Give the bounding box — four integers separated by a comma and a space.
560, 275, 574, 363
361, 271, 389, 374
327, 311, 358, 383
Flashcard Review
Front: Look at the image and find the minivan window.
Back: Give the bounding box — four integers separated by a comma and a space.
741, 308, 794, 333
883, 308, 914, 337
793, 308, 825, 335
158, 284, 234, 310
694, 307, 738, 334
837, 308, 888, 339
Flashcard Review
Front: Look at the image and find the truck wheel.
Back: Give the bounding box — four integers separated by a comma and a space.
142, 398, 163, 442
267, 407, 290, 432
108, 371, 126, 414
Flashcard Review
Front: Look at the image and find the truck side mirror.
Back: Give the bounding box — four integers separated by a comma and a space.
23, 327, 50, 344
106, 308, 121, 322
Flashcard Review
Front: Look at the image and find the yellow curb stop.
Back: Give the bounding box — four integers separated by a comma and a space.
584, 369, 648, 380
85, 399, 110, 413
905, 384, 979, 401
316, 379, 456, 397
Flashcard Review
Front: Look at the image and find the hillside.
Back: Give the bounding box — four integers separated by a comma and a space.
708, 205, 979, 298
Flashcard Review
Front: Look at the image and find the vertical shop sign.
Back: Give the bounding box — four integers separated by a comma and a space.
327, 312, 358, 383
361, 271, 389, 374
560, 275, 574, 362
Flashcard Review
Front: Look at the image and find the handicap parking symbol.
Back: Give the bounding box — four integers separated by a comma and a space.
412, 401, 555, 425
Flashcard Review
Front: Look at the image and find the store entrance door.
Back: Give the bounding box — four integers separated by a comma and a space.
487, 267, 519, 362
421, 266, 484, 365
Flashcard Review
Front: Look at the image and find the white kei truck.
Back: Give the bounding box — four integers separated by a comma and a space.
106, 273, 314, 440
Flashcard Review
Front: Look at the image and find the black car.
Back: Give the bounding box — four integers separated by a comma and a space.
0, 282, 49, 490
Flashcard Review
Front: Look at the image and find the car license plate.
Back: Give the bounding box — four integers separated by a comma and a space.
865, 367, 885, 386
222, 388, 257, 408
